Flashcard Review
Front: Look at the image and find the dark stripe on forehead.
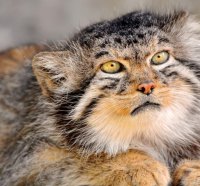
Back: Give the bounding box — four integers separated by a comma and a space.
95, 51, 109, 59
158, 37, 170, 44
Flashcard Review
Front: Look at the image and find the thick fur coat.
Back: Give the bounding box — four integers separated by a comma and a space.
1, 11, 200, 186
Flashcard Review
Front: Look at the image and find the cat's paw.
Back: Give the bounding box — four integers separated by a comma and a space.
128, 159, 170, 186
108, 157, 171, 186
173, 160, 200, 186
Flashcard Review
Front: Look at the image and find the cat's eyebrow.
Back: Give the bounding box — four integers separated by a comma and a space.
95, 51, 109, 59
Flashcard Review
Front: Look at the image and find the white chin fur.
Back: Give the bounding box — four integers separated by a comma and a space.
86, 90, 198, 157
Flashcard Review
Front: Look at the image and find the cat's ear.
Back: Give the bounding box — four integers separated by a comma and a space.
162, 10, 189, 32
32, 51, 81, 96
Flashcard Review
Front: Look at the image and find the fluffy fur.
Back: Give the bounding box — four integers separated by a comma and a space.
1, 10, 200, 186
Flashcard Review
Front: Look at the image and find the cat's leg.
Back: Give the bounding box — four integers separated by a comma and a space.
18, 149, 170, 186
173, 160, 200, 186
1, 142, 170, 186
91, 150, 171, 186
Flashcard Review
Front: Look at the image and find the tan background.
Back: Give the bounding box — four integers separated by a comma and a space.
0, 0, 200, 50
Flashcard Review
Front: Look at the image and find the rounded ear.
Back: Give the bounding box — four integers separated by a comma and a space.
32, 51, 72, 96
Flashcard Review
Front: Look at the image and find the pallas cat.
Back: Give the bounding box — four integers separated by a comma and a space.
0, 10, 200, 186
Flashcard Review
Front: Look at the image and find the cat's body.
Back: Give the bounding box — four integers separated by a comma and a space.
1, 11, 200, 186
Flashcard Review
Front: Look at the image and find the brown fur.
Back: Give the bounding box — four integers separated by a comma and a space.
0, 44, 46, 75
11, 147, 170, 186
0, 44, 171, 185
1, 11, 200, 186
0, 44, 47, 150
173, 160, 200, 186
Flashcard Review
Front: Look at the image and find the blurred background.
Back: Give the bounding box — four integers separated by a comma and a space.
0, 0, 200, 50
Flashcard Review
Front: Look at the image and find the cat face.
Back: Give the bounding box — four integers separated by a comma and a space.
33, 11, 200, 155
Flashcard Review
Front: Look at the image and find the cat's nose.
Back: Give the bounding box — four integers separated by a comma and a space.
137, 81, 156, 95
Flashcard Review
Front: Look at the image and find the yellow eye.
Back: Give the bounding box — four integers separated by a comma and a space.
100, 61, 123, 74
151, 51, 169, 65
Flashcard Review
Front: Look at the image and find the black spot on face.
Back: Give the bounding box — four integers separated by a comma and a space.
114, 37, 122, 44
127, 39, 133, 45
99, 40, 109, 48
128, 30, 133, 35
133, 39, 139, 44
99, 43, 106, 48
137, 34, 144, 39
95, 51, 109, 59
144, 22, 152, 27
119, 31, 127, 36
94, 32, 104, 39
79, 38, 92, 48
158, 37, 170, 44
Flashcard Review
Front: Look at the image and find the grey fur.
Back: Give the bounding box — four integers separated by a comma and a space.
1, 10, 200, 186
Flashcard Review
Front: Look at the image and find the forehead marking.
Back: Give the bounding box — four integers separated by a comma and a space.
95, 51, 109, 59
158, 37, 170, 44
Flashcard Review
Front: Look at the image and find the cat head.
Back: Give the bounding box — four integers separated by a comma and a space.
33, 11, 200, 155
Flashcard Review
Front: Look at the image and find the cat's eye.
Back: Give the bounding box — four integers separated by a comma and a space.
100, 61, 123, 74
151, 51, 169, 65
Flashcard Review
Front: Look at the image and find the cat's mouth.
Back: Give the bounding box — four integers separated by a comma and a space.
131, 101, 160, 116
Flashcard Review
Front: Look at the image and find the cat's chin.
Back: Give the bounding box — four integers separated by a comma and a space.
131, 101, 161, 116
